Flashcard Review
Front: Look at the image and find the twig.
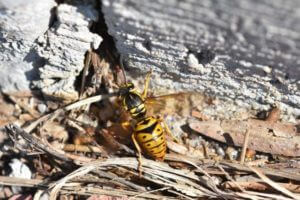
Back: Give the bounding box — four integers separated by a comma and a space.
201, 141, 210, 159
62, 144, 105, 153
80, 49, 92, 98
217, 165, 245, 192
181, 158, 236, 198
249, 166, 299, 199
240, 129, 250, 164
0, 176, 46, 188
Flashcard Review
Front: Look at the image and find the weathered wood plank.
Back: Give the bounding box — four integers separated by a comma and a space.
0, 1, 102, 100
102, 0, 300, 120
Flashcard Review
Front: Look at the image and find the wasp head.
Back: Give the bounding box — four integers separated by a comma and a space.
119, 82, 135, 95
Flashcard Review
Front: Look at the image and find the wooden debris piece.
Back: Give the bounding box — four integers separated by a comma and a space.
166, 140, 188, 155
188, 119, 300, 157
265, 107, 281, 123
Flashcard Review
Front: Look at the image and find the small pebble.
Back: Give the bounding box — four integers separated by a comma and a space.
215, 145, 225, 157
37, 103, 47, 114
9, 159, 32, 193
263, 66, 272, 74
226, 147, 239, 160
187, 53, 205, 73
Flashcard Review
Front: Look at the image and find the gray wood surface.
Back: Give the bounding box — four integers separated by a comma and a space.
0, 0, 56, 92
0, 0, 102, 100
36, 2, 102, 100
102, 0, 300, 120
1, 0, 299, 120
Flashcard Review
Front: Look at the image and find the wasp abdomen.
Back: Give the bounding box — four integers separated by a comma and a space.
134, 117, 167, 160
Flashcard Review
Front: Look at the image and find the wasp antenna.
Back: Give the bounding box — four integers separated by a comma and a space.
119, 54, 127, 84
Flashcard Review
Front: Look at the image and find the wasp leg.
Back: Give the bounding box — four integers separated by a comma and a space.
142, 69, 153, 99
158, 116, 180, 143
131, 133, 143, 176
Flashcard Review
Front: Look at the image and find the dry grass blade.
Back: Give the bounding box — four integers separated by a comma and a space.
249, 166, 300, 199
5, 124, 72, 162
24, 93, 118, 133
244, 191, 296, 200
167, 154, 300, 182
5, 124, 95, 163
51, 157, 223, 198
33, 190, 45, 200
49, 164, 97, 199
218, 161, 300, 181
181, 158, 236, 198
167, 190, 196, 200
235, 191, 282, 200
128, 187, 171, 200
93, 169, 146, 191
140, 167, 207, 197
224, 181, 300, 193
61, 186, 178, 199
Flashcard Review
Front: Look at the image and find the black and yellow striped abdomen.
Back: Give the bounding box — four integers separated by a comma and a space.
133, 116, 167, 160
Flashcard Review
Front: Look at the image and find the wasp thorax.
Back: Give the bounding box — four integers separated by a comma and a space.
122, 92, 146, 119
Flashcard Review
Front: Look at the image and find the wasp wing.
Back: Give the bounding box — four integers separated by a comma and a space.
145, 92, 210, 117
